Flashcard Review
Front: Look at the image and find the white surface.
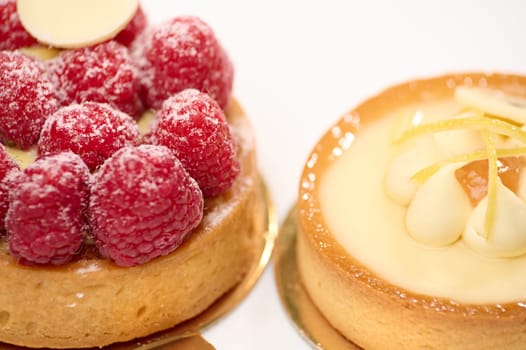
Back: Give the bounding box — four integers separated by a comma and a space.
142, 1, 526, 348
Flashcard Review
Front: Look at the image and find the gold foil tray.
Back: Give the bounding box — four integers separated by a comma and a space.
274, 205, 362, 350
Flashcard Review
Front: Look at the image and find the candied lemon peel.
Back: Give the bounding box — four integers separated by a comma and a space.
386, 86, 526, 257
482, 130, 498, 239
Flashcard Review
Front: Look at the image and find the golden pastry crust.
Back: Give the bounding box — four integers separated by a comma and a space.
0, 100, 262, 349
297, 73, 526, 350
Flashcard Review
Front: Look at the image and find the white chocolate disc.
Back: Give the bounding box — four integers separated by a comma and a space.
17, 0, 139, 48
463, 178, 526, 258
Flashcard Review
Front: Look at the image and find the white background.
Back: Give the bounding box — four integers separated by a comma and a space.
142, 1, 525, 349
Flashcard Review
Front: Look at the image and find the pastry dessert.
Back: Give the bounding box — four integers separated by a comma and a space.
0, 1, 262, 348
297, 73, 526, 349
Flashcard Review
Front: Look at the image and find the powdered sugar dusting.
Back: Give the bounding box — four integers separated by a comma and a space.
75, 262, 101, 275
90, 144, 204, 267
0, 0, 37, 50
48, 41, 142, 117
134, 16, 233, 110
0, 51, 58, 148
146, 89, 239, 197
5, 152, 90, 265
38, 102, 141, 171
230, 115, 255, 157
201, 108, 256, 225
0, 144, 19, 230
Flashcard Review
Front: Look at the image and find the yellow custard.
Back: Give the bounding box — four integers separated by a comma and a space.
319, 99, 526, 304
5, 109, 155, 170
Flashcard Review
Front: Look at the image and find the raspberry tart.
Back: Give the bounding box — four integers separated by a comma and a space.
0, 2, 263, 348
297, 73, 526, 349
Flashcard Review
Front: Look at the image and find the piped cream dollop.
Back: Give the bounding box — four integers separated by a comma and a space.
432, 123, 483, 158
384, 135, 440, 205
385, 86, 526, 259
463, 177, 526, 258
406, 164, 471, 246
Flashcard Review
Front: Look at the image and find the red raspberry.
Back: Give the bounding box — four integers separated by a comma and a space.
90, 145, 204, 267
114, 5, 147, 47
0, 144, 20, 232
38, 102, 141, 171
49, 41, 142, 118
6, 152, 90, 265
146, 89, 240, 197
134, 16, 234, 110
0, 51, 59, 148
0, 0, 37, 50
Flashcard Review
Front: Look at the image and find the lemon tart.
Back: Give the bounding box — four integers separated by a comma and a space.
297, 73, 526, 350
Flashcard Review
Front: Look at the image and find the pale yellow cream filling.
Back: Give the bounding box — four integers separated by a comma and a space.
319, 100, 526, 304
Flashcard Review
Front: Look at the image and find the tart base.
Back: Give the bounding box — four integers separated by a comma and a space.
297, 224, 526, 350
